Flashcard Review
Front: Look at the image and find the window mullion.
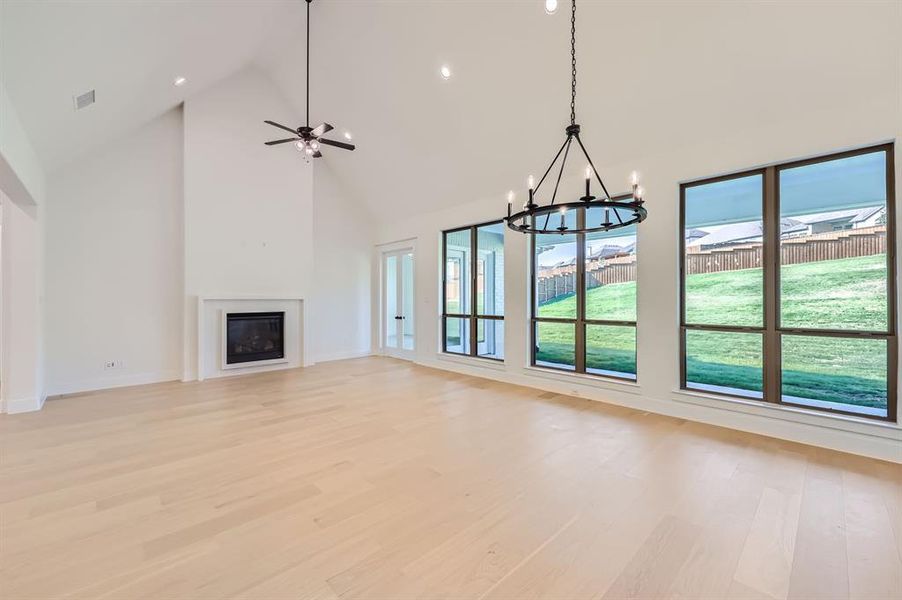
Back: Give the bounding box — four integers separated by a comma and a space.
763, 166, 780, 404
575, 208, 586, 373
470, 226, 478, 356
442, 231, 448, 318
887, 145, 898, 422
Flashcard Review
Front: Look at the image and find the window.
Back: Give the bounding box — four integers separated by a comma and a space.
680, 144, 896, 421
442, 221, 504, 359
531, 200, 638, 380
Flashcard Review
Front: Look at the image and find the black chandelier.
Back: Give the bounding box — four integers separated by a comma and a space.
505, 0, 646, 235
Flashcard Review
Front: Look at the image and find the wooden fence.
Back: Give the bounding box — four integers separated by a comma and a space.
537, 255, 636, 304
685, 225, 886, 275
780, 225, 885, 266
537, 225, 887, 305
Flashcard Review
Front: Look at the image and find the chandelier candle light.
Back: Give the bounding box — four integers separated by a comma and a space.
505, 0, 647, 234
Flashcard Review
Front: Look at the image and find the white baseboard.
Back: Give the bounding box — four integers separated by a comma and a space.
46, 370, 182, 397
414, 356, 902, 464
314, 350, 372, 364
2, 394, 46, 414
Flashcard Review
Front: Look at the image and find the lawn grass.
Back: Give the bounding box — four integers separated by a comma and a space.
535, 253, 889, 410
781, 255, 888, 331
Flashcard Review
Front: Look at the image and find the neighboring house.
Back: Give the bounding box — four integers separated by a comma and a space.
684, 228, 708, 245
686, 207, 885, 250
688, 221, 763, 249
684, 221, 796, 250
553, 256, 577, 268
538, 242, 635, 273
587, 243, 633, 260
793, 206, 885, 234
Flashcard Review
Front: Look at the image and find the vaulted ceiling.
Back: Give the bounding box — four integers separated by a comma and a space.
2, 1, 899, 219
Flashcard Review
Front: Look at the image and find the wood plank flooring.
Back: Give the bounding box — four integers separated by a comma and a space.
0, 356, 899, 599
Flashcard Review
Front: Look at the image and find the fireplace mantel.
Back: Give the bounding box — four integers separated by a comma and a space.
198, 294, 306, 302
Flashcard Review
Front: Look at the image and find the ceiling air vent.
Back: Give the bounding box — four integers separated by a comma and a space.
73, 89, 95, 111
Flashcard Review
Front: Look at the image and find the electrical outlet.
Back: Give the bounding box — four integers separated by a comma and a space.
104, 360, 121, 370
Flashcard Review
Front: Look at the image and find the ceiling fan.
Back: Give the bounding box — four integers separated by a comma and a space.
264, 0, 354, 160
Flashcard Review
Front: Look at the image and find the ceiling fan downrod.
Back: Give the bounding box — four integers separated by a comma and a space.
261, 0, 356, 160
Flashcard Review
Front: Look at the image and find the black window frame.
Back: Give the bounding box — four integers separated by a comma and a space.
529, 194, 639, 381
441, 220, 504, 361
679, 143, 897, 422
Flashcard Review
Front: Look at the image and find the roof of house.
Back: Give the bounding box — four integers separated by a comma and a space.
687, 222, 762, 247
793, 205, 884, 225
688, 218, 807, 247
685, 228, 708, 241
588, 244, 631, 260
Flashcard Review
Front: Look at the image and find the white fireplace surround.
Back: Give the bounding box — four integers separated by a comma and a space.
196, 295, 308, 381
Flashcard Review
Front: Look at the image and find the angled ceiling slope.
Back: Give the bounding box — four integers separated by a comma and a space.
260, 0, 901, 219
0, 0, 298, 171
2, 1, 900, 221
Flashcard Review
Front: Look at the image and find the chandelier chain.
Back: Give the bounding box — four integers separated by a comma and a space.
570, 0, 576, 125
505, 0, 646, 235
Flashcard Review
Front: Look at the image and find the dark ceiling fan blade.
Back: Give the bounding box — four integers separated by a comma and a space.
311, 122, 334, 137
264, 120, 300, 135
312, 151, 322, 158
319, 138, 355, 151
265, 138, 300, 145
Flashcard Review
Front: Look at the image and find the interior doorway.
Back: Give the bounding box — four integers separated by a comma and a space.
381, 247, 415, 359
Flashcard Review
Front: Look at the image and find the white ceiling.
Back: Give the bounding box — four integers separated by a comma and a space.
0, 0, 297, 169
2, 1, 900, 218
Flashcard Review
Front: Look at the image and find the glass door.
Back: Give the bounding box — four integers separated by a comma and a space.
382, 248, 415, 359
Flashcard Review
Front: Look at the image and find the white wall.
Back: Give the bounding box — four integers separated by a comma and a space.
30, 64, 375, 397
312, 161, 372, 362
0, 80, 45, 207
1, 191, 43, 412
0, 81, 46, 412
182, 67, 314, 380
374, 99, 902, 462
36, 66, 371, 395
44, 108, 183, 395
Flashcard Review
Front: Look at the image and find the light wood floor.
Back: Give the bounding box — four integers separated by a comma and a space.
1, 357, 900, 599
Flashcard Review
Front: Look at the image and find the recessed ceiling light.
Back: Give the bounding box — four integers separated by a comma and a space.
344, 131, 353, 141
440, 65, 451, 80
173, 76, 187, 87
545, 0, 558, 14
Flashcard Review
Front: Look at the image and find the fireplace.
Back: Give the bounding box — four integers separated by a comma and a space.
224, 311, 285, 366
